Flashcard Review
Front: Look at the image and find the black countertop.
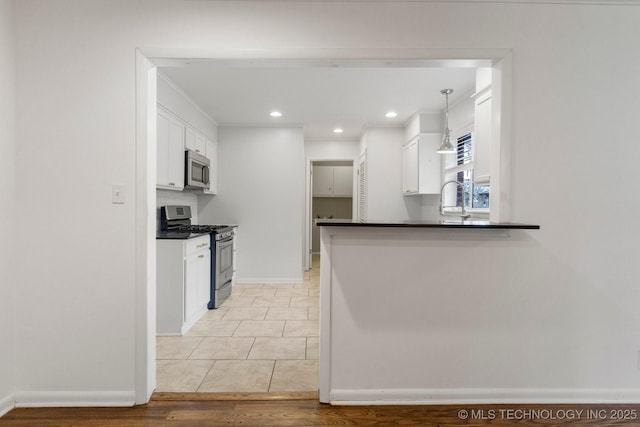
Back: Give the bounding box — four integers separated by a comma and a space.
156, 231, 211, 240
315, 219, 540, 230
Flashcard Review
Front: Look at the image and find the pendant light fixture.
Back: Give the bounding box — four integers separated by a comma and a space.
436, 88, 456, 154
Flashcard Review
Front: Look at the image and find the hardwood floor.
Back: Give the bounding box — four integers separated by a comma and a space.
2, 400, 640, 426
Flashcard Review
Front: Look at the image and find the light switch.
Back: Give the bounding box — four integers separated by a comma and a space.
112, 184, 125, 204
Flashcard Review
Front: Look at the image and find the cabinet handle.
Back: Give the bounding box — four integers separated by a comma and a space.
197, 243, 208, 248
196, 149, 200, 153
169, 182, 175, 186
198, 254, 204, 258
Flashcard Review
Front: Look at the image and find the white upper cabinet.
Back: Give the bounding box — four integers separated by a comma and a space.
185, 126, 206, 155
157, 108, 185, 191
313, 166, 353, 197
402, 139, 419, 194
473, 91, 492, 184
157, 103, 218, 193
203, 139, 218, 195
312, 166, 334, 196
332, 166, 353, 197
402, 133, 441, 195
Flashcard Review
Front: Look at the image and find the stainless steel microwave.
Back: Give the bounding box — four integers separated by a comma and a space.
185, 149, 210, 190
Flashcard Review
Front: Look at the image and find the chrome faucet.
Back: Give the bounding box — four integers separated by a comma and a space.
439, 180, 470, 219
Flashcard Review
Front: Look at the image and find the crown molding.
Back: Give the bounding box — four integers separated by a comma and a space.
204, 0, 640, 4
157, 71, 219, 127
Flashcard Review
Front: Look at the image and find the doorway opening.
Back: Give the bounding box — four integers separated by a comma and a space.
135, 50, 512, 402
308, 160, 355, 269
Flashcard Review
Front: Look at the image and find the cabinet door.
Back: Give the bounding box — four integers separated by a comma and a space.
402, 140, 419, 194
332, 166, 353, 197
417, 134, 442, 194
196, 249, 211, 310
167, 118, 185, 189
156, 111, 170, 187
203, 140, 218, 195
186, 126, 206, 155
312, 166, 334, 196
157, 109, 185, 190
474, 94, 492, 184
195, 134, 207, 155
185, 127, 197, 152
184, 254, 199, 323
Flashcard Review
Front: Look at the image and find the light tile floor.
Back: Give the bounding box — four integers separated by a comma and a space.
156, 256, 320, 393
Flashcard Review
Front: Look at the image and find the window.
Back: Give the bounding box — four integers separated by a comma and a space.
443, 129, 490, 212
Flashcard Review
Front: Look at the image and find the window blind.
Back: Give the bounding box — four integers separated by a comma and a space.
457, 132, 472, 166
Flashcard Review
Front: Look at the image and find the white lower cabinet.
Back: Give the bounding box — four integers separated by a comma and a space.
157, 235, 211, 335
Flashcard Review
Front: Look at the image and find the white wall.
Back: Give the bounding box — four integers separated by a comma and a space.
9, 0, 640, 406
360, 127, 422, 221
304, 140, 359, 160
198, 127, 305, 282
0, 0, 15, 415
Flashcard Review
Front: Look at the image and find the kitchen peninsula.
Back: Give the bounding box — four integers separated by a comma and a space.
317, 220, 540, 405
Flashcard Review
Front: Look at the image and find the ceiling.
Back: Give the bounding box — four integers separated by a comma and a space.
159, 60, 476, 141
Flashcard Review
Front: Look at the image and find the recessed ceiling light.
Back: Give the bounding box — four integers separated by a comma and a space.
333, 128, 344, 134
270, 111, 282, 117
385, 111, 398, 118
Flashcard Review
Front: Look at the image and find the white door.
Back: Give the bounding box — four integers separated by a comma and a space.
356, 151, 367, 222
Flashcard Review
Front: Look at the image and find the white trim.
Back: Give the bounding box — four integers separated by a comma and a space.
138, 47, 516, 408
318, 227, 332, 404
208, 0, 640, 4
236, 277, 305, 283
134, 50, 156, 405
305, 156, 357, 272
14, 391, 136, 408
470, 85, 492, 100
157, 71, 218, 126
490, 52, 512, 223
0, 393, 15, 417
142, 48, 507, 65
329, 388, 640, 405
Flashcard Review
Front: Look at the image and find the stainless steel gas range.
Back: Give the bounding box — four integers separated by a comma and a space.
159, 205, 235, 308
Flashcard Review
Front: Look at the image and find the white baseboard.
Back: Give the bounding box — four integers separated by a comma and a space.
236, 277, 304, 284
15, 390, 136, 407
329, 388, 640, 405
0, 392, 15, 417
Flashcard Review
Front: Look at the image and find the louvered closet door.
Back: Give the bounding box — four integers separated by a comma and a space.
357, 151, 367, 222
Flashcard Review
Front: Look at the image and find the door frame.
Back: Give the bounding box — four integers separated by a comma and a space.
304, 157, 357, 271
135, 48, 513, 402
